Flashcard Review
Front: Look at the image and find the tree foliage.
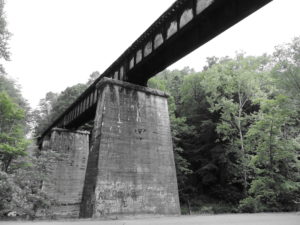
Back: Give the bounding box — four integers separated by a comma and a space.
32, 71, 100, 137
0, 92, 28, 172
148, 39, 300, 213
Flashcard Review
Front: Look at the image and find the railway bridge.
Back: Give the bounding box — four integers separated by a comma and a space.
38, 0, 272, 219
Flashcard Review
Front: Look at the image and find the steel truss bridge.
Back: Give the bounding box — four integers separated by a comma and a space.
38, 0, 272, 142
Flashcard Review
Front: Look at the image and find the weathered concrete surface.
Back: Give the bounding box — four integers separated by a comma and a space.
42, 128, 90, 218
80, 78, 180, 218
2, 213, 299, 225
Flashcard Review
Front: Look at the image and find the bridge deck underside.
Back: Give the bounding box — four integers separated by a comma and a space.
39, 0, 272, 142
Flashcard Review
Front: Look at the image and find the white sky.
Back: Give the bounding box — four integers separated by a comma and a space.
2, 0, 300, 108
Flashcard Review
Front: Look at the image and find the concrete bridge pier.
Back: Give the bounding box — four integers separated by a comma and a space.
80, 78, 180, 218
41, 128, 90, 218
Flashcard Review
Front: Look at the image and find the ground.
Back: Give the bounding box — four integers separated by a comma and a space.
1, 213, 299, 225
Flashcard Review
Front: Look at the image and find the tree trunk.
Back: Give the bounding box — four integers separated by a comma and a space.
187, 198, 191, 215
237, 88, 247, 196
268, 120, 274, 180
3, 156, 12, 172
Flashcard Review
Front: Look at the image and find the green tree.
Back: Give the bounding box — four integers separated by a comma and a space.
50, 84, 87, 120
0, 75, 28, 109
86, 71, 100, 86
169, 96, 194, 203
0, 92, 28, 172
33, 83, 87, 137
180, 73, 228, 203
201, 54, 271, 195
32, 92, 58, 137
0, 74, 30, 134
272, 37, 300, 108
0, 145, 61, 218
240, 95, 300, 212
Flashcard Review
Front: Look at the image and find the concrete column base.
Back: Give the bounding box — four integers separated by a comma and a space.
80, 78, 180, 218
42, 128, 90, 218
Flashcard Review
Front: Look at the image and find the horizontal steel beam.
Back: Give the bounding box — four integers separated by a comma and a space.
38, 0, 272, 143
